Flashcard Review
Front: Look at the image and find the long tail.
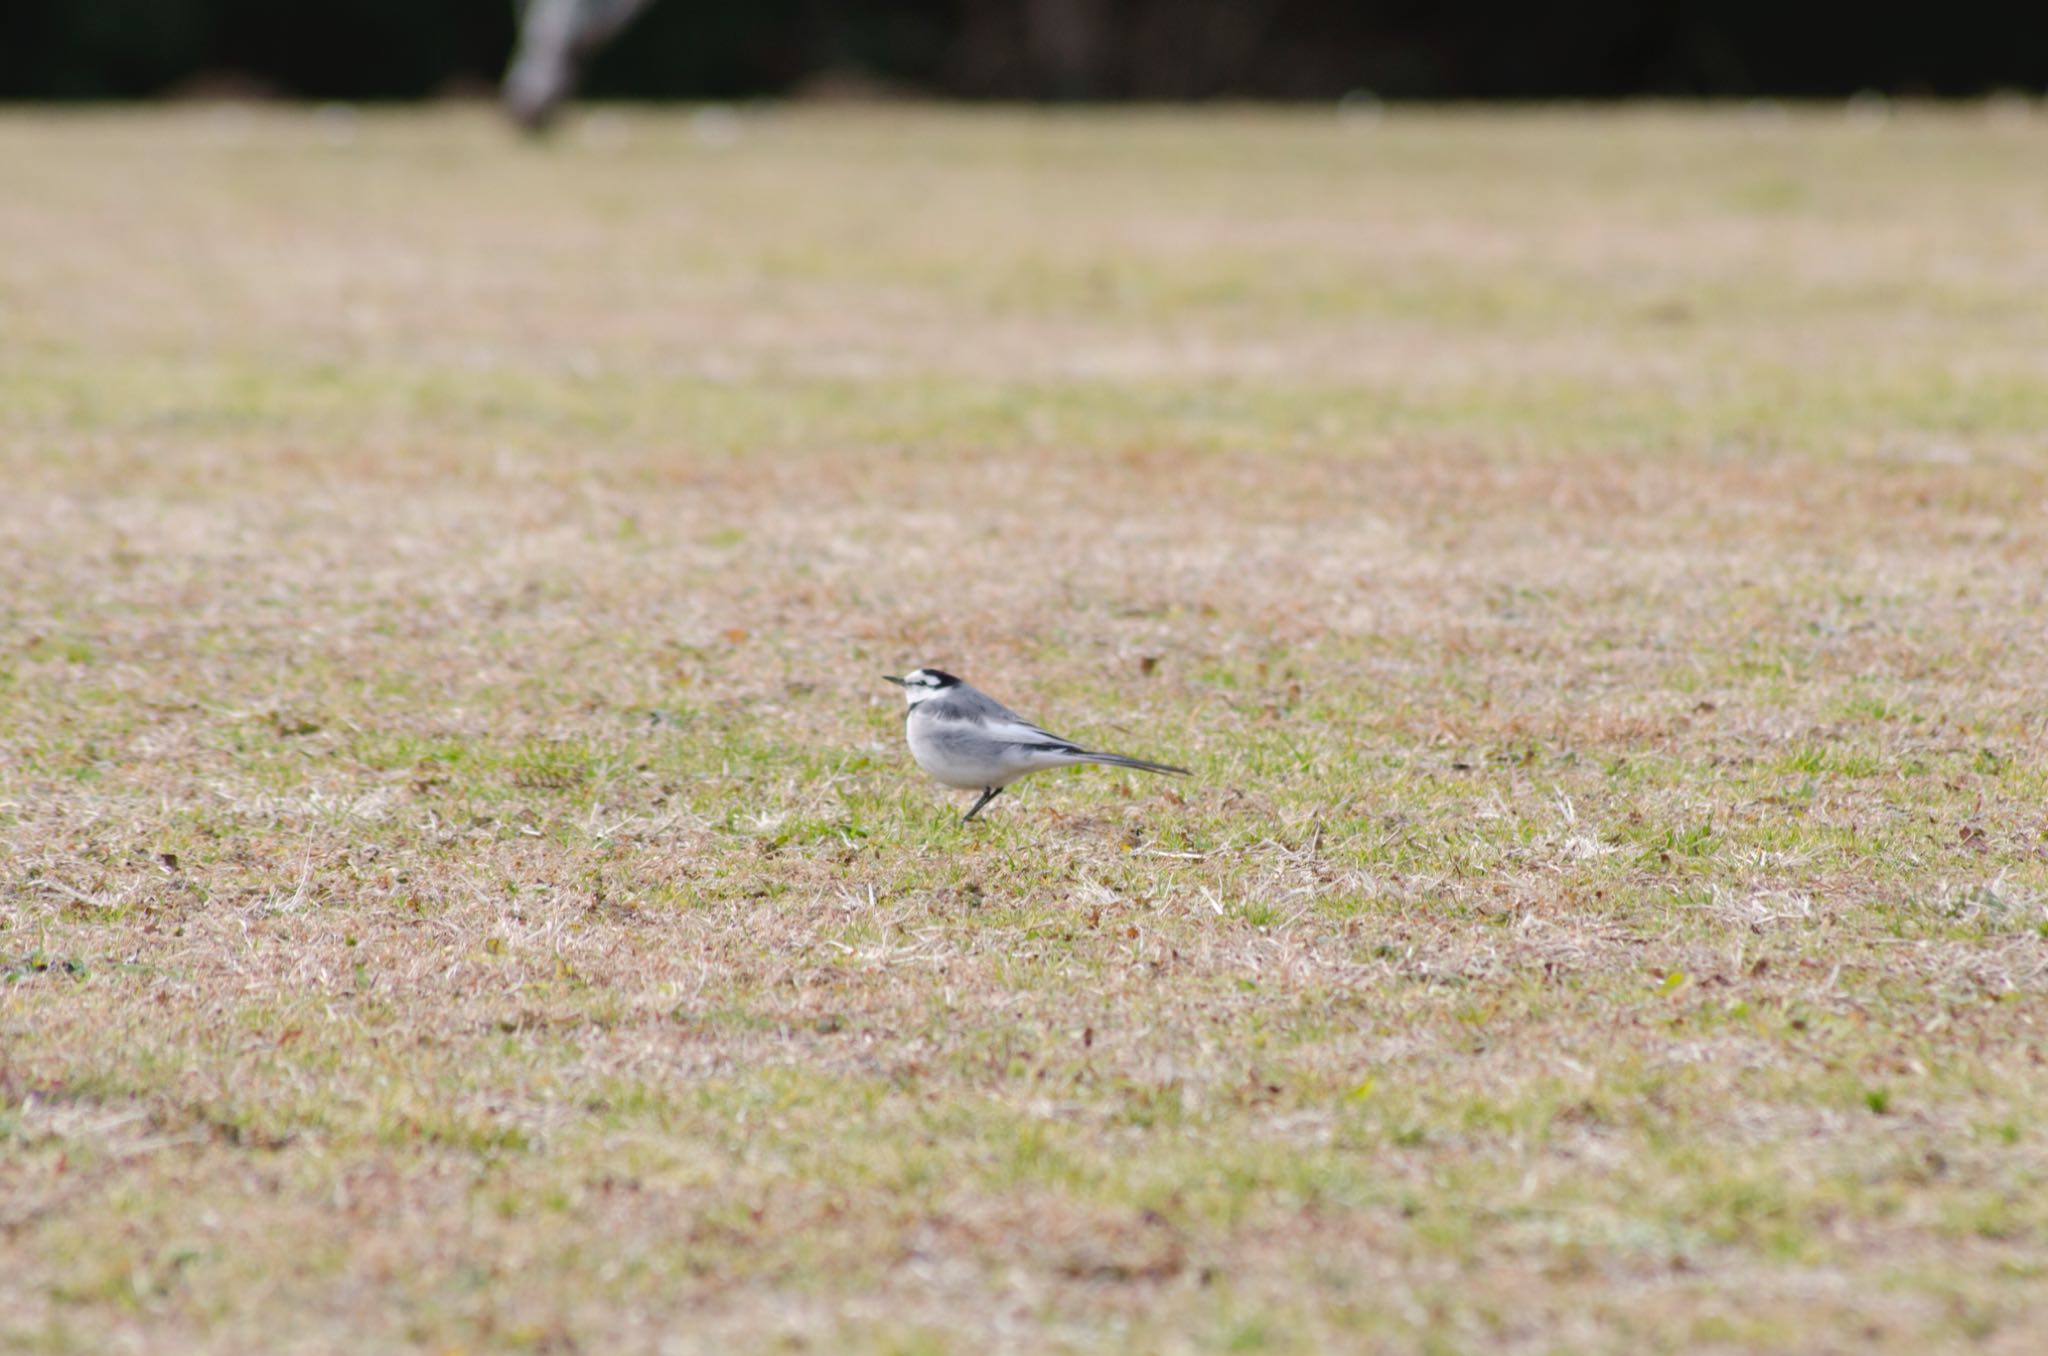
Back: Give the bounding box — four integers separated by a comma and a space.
1072, 749, 1191, 777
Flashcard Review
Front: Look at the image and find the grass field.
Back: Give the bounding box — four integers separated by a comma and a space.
4, 102, 2048, 1354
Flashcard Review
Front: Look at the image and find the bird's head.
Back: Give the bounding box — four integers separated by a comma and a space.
882, 667, 961, 705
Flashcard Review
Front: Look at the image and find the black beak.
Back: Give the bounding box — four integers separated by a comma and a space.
882, 674, 906, 686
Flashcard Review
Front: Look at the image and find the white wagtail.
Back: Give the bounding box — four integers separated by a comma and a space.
883, 668, 1190, 822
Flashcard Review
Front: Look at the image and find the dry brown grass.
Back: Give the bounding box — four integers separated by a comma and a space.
3, 103, 2048, 1354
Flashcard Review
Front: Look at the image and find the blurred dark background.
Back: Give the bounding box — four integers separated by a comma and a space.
4, 0, 2045, 101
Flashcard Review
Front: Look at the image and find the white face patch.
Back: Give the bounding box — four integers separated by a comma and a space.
901, 669, 942, 705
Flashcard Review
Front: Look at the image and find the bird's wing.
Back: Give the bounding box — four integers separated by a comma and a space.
927, 688, 1094, 757
974, 714, 1085, 754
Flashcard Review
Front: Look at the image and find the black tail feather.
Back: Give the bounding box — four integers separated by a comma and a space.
1074, 750, 1191, 777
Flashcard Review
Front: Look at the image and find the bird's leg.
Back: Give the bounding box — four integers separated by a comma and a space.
962, 787, 1002, 822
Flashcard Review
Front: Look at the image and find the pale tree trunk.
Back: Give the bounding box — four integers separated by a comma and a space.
502, 0, 658, 131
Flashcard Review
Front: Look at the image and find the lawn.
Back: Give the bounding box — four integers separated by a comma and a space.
3, 102, 2046, 1354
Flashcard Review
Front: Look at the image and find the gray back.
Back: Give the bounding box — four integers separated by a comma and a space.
919, 681, 1021, 726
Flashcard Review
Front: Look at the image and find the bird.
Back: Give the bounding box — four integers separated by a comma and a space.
883, 667, 1190, 822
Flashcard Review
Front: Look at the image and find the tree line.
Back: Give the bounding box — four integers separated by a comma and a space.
5, 0, 2044, 101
